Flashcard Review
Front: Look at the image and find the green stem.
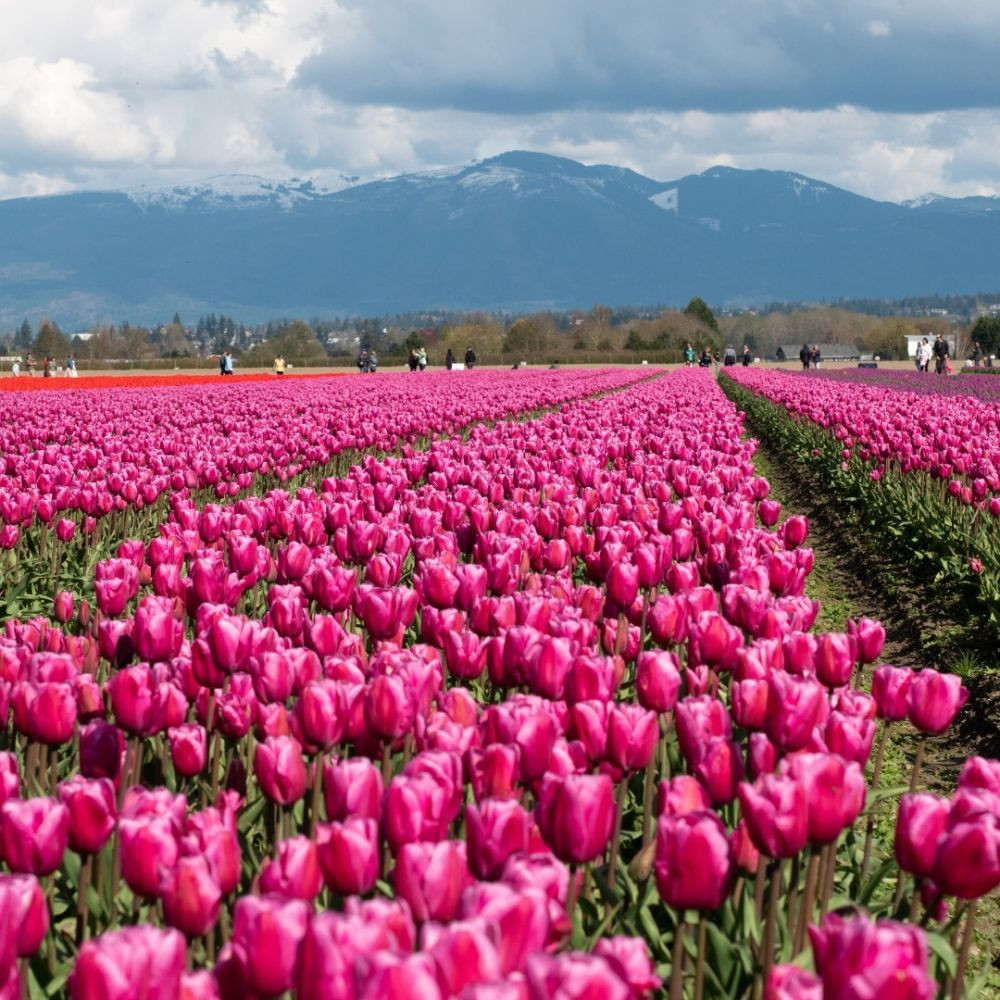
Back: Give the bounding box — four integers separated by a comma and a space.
951, 901, 977, 1000
694, 915, 707, 1000
669, 912, 687, 1000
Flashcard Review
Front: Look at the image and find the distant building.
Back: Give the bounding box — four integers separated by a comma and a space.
775, 343, 860, 362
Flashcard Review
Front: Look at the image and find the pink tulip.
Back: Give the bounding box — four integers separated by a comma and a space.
766, 965, 822, 1000
254, 735, 307, 805
317, 817, 380, 895
535, 773, 616, 865
808, 913, 935, 1000
58, 776, 116, 854
783, 752, 865, 845
231, 894, 310, 997
323, 755, 383, 822
466, 797, 531, 879
655, 811, 733, 911
738, 773, 808, 859
847, 617, 885, 664
526, 953, 631, 1000
607, 704, 659, 773
133, 594, 184, 662
162, 855, 222, 938
592, 937, 661, 999
394, 840, 472, 923
70, 926, 187, 1000
908, 669, 969, 734
169, 724, 208, 777
932, 817, 1000, 899
895, 793, 949, 879
260, 836, 323, 900
765, 671, 827, 751
0, 874, 49, 957
0, 797, 69, 875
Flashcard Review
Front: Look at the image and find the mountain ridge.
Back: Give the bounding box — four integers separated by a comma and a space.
1, 152, 999, 328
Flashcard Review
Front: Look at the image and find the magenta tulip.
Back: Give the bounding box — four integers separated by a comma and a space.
535, 773, 616, 864
655, 811, 733, 911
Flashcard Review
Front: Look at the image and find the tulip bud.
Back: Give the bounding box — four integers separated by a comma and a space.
871, 665, 913, 721
635, 651, 681, 713
0, 874, 49, 957
53, 591, 75, 624
322, 755, 383, 822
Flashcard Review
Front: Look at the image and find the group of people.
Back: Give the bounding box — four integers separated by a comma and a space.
217, 351, 234, 376
11, 354, 77, 377
395, 346, 479, 371
913, 334, 952, 374
684, 342, 752, 368
357, 348, 378, 373
798, 344, 823, 369
407, 346, 428, 371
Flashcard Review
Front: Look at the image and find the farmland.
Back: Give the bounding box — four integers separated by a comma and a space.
0, 366, 994, 998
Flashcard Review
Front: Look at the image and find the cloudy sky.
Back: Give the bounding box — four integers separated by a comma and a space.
2, 0, 999, 202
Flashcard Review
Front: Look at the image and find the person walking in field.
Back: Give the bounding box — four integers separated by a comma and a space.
445, 348, 455, 370
972, 340, 983, 368
223, 352, 234, 375
66, 353, 77, 377
810, 345, 821, 369
799, 343, 811, 369
723, 345, 737, 366
932, 334, 949, 374
683, 342, 696, 367
417, 347, 427, 371
742, 345, 752, 366
274, 355, 286, 375
464, 347, 476, 370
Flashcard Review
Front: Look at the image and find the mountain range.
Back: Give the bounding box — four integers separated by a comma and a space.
1, 150, 999, 329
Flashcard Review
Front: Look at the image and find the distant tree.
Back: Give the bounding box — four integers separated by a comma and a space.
859, 318, 916, 360
242, 320, 327, 367
15, 319, 32, 348
163, 321, 192, 357
33, 319, 71, 359
969, 315, 1000, 355
684, 297, 719, 332
624, 329, 645, 351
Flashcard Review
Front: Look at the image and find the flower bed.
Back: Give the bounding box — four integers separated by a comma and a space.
0, 369, 993, 997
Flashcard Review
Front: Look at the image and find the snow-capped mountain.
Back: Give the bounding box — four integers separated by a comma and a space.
126, 174, 343, 211
1, 151, 999, 327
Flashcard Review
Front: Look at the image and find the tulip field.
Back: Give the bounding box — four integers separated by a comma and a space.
0, 366, 995, 999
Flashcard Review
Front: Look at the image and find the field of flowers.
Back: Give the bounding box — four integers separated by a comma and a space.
720, 367, 1000, 634
0, 367, 994, 998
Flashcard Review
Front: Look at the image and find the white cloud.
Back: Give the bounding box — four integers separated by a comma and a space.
0, 1, 998, 202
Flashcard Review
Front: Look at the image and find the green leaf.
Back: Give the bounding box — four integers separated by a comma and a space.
926, 931, 958, 979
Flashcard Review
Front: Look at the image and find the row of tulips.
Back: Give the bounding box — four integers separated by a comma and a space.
0, 369, 652, 615
0, 368, 992, 997
720, 367, 1000, 634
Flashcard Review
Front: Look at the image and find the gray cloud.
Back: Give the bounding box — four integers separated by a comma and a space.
295, 1, 1000, 115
